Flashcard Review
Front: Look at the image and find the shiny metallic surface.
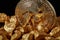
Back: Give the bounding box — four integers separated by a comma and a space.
15, 0, 56, 16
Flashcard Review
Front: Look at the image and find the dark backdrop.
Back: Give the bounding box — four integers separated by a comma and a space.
0, 0, 60, 16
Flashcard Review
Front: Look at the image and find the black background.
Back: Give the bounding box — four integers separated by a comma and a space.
0, 0, 60, 17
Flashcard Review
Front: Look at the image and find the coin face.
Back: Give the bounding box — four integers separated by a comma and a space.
15, 0, 56, 15
15, 0, 56, 32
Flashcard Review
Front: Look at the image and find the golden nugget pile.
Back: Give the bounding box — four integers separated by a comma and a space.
0, 0, 60, 40
0, 12, 60, 40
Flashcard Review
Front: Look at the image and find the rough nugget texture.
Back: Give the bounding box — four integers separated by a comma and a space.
0, 13, 9, 22
0, 13, 59, 40
0, 0, 60, 40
